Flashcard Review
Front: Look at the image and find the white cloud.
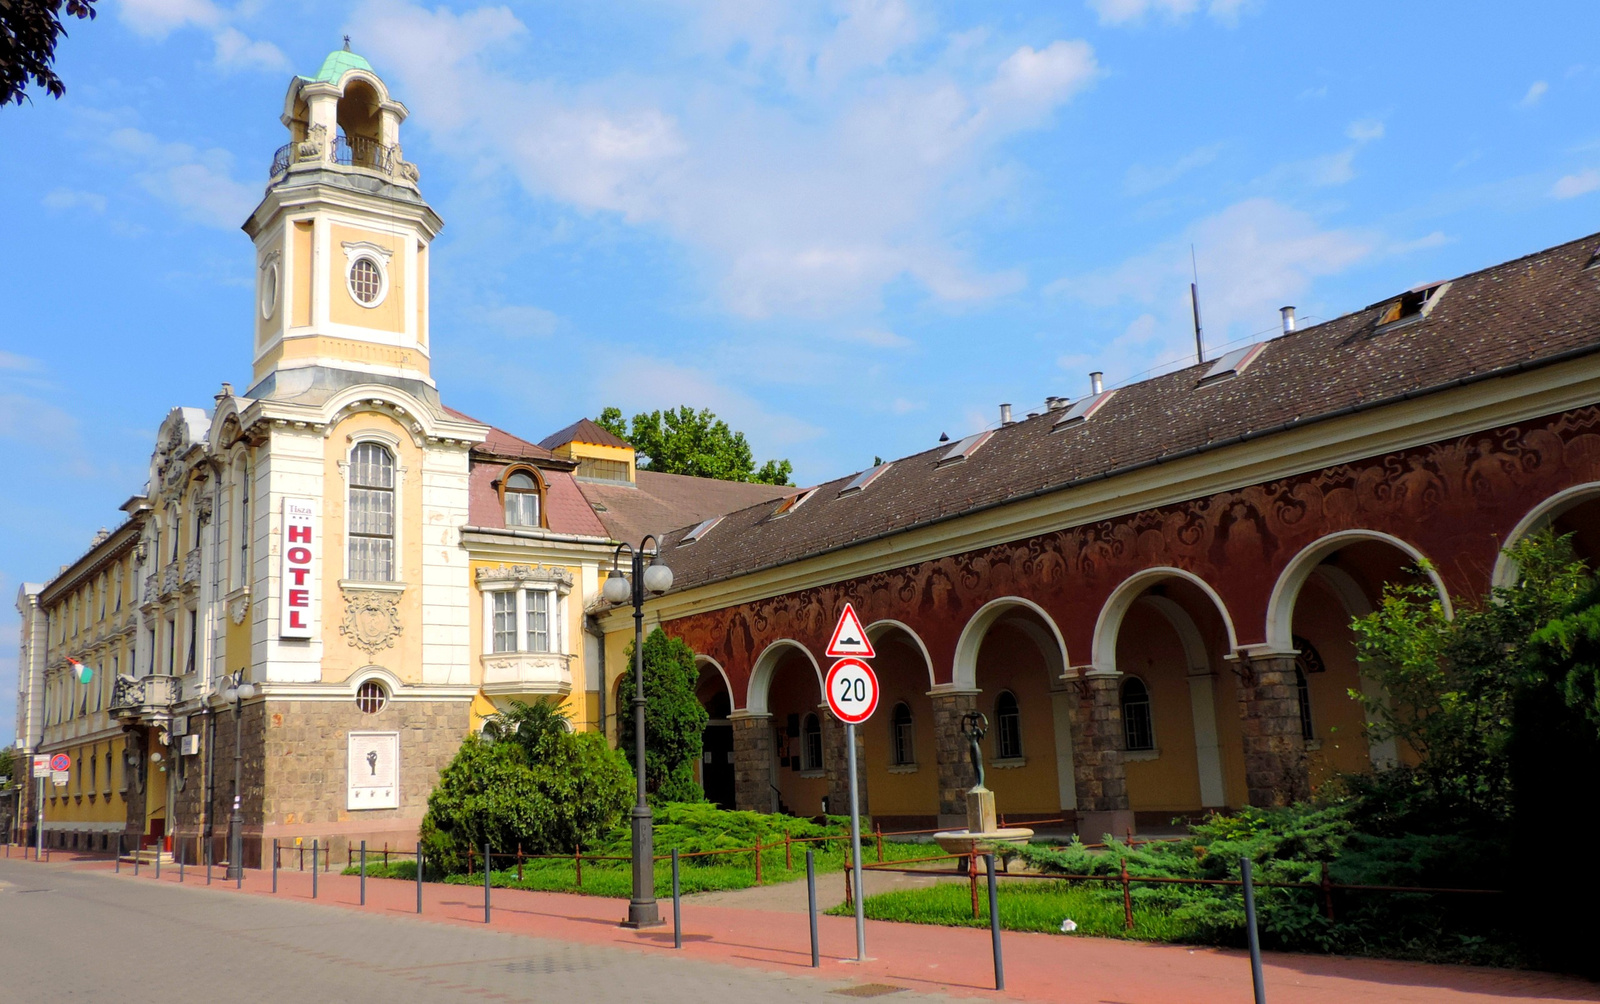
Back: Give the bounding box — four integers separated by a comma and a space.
1519, 80, 1549, 108
1124, 143, 1222, 195
0, 351, 41, 372
213, 27, 288, 73
351, 1, 1096, 319
1345, 119, 1384, 143
1048, 198, 1376, 384
114, 0, 221, 38
107, 127, 256, 229
608, 354, 824, 449
42, 188, 107, 213
1552, 169, 1600, 199
1261, 118, 1383, 189
840, 327, 913, 349
1087, 0, 1252, 26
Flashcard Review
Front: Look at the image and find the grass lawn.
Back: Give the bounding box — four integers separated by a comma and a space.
828, 876, 1202, 942
346, 840, 947, 899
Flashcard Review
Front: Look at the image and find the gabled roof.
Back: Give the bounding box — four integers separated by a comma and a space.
654, 228, 1600, 593
441, 405, 556, 461
539, 417, 632, 451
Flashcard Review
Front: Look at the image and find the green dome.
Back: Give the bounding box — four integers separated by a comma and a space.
309, 48, 374, 84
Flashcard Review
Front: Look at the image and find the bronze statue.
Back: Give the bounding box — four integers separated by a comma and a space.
961, 711, 989, 789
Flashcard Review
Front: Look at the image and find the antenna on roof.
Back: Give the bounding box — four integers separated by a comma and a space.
1190, 244, 1206, 364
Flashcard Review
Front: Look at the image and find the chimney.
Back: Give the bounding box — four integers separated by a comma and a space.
1089, 371, 1104, 395
1045, 396, 1069, 411
1280, 306, 1296, 333
999, 403, 1013, 425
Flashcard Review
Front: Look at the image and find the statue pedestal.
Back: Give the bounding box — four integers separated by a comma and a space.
932, 786, 1032, 856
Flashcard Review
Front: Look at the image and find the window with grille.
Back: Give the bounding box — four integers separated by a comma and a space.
1295, 667, 1314, 742
801, 714, 822, 770
236, 460, 250, 589
890, 703, 914, 765
348, 443, 395, 581
349, 256, 383, 304
525, 589, 549, 652
1121, 678, 1154, 751
356, 679, 388, 714
996, 691, 1022, 759
504, 471, 541, 526
575, 457, 630, 482
492, 591, 517, 653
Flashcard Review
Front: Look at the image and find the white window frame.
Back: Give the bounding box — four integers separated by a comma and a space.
344, 437, 402, 583
480, 584, 564, 656
341, 241, 393, 309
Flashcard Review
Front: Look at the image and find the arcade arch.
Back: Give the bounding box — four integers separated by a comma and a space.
745, 640, 826, 815
862, 621, 937, 825
694, 656, 735, 808
1493, 482, 1600, 588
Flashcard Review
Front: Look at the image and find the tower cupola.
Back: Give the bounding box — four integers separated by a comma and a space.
244, 45, 442, 403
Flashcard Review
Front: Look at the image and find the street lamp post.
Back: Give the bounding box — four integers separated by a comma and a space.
212, 670, 256, 880
603, 535, 673, 928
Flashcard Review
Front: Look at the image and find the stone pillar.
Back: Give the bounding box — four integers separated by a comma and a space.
1234, 654, 1310, 807
929, 689, 977, 828
1065, 673, 1133, 842
729, 712, 773, 812
822, 708, 867, 818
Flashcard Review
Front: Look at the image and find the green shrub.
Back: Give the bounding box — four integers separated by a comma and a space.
617, 629, 709, 804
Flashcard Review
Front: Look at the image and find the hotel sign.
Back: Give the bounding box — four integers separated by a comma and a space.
280, 497, 316, 639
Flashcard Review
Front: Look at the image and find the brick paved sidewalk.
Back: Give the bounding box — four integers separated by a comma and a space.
12, 847, 1598, 1004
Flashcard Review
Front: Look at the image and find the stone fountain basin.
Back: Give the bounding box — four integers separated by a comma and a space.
932, 828, 1034, 857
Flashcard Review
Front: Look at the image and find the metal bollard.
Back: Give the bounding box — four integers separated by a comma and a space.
672, 849, 682, 949
416, 843, 424, 914
1241, 857, 1266, 1004
985, 854, 1005, 991
179, 847, 184, 883
134, 842, 140, 876
312, 840, 319, 899
483, 842, 492, 923
115, 834, 121, 873
272, 839, 278, 893
155, 845, 161, 879
360, 841, 367, 906
806, 848, 819, 968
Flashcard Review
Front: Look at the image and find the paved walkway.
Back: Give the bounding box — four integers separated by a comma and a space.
3, 846, 1596, 1003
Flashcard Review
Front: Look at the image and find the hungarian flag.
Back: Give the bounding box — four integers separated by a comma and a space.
67, 657, 94, 684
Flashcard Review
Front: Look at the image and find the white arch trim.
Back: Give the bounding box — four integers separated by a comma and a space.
951, 596, 1071, 692
743, 639, 822, 716
1265, 529, 1452, 652
866, 619, 937, 690
1091, 567, 1238, 676
694, 654, 736, 709
1492, 482, 1600, 588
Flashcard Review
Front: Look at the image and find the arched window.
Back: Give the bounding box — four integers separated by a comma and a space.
1295, 666, 1314, 742
801, 713, 823, 771
995, 691, 1022, 760
890, 703, 914, 765
348, 442, 395, 581
1121, 677, 1154, 751
234, 457, 251, 590
504, 470, 541, 527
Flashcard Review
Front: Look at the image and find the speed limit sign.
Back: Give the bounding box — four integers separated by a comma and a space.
826, 657, 879, 724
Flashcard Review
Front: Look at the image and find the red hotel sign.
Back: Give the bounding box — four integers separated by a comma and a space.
280, 497, 316, 639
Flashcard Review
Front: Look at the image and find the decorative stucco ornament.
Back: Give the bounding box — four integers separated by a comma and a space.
339, 589, 402, 655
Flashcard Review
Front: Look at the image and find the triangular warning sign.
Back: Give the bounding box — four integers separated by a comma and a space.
826, 602, 875, 659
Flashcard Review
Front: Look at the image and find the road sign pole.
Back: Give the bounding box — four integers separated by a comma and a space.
846, 721, 866, 962
35, 776, 43, 861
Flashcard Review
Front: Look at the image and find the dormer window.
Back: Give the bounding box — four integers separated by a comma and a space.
1375, 281, 1450, 330
504, 470, 542, 528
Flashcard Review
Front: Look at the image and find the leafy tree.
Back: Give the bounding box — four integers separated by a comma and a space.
1348, 531, 1591, 820
617, 627, 709, 804
1531, 580, 1600, 734
421, 704, 633, 873
0, 746, 13, 787
597, 405, 793, 485
2, 0, 97, 107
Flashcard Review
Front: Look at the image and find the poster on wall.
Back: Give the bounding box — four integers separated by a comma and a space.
347, 731, 399, 810
279, 497, 316, 639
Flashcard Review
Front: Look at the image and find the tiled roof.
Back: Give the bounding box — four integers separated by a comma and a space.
657, 229, 1600, 592
441, 405, 557, 461
464, 461, 608, 537
576, 470, 788, 546
539, 417, 632, 451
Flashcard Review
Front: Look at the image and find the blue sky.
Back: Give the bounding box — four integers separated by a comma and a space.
4, 0, 1600, 745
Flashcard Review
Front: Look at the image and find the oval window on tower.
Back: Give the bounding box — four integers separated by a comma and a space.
347, 254, 386, 307
260, 262, 279, 319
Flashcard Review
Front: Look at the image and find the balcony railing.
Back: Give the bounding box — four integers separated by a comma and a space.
269, 131, 411, 182
110, 674, 181, 717
270, 143, 291, 177
333, 133, 395, 175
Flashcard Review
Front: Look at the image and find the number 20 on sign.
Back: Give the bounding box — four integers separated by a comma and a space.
826, 657, 879, 725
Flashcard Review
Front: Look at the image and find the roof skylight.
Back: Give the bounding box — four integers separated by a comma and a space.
1052, 390, 1115, 430
1198, 343, 1268, 385
679, 515, 722, 545
769, 488, 817, 518
1374, 280, 1451, 330
838, 463, 891, 497
937, 430, 994, 467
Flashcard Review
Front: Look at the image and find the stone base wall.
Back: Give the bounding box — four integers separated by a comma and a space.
930, 691, 977, 823
1067, 675, 1129, 813
822, 709, 867, 818
1236, 656, 1310, 807
731, 714, 773, 812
